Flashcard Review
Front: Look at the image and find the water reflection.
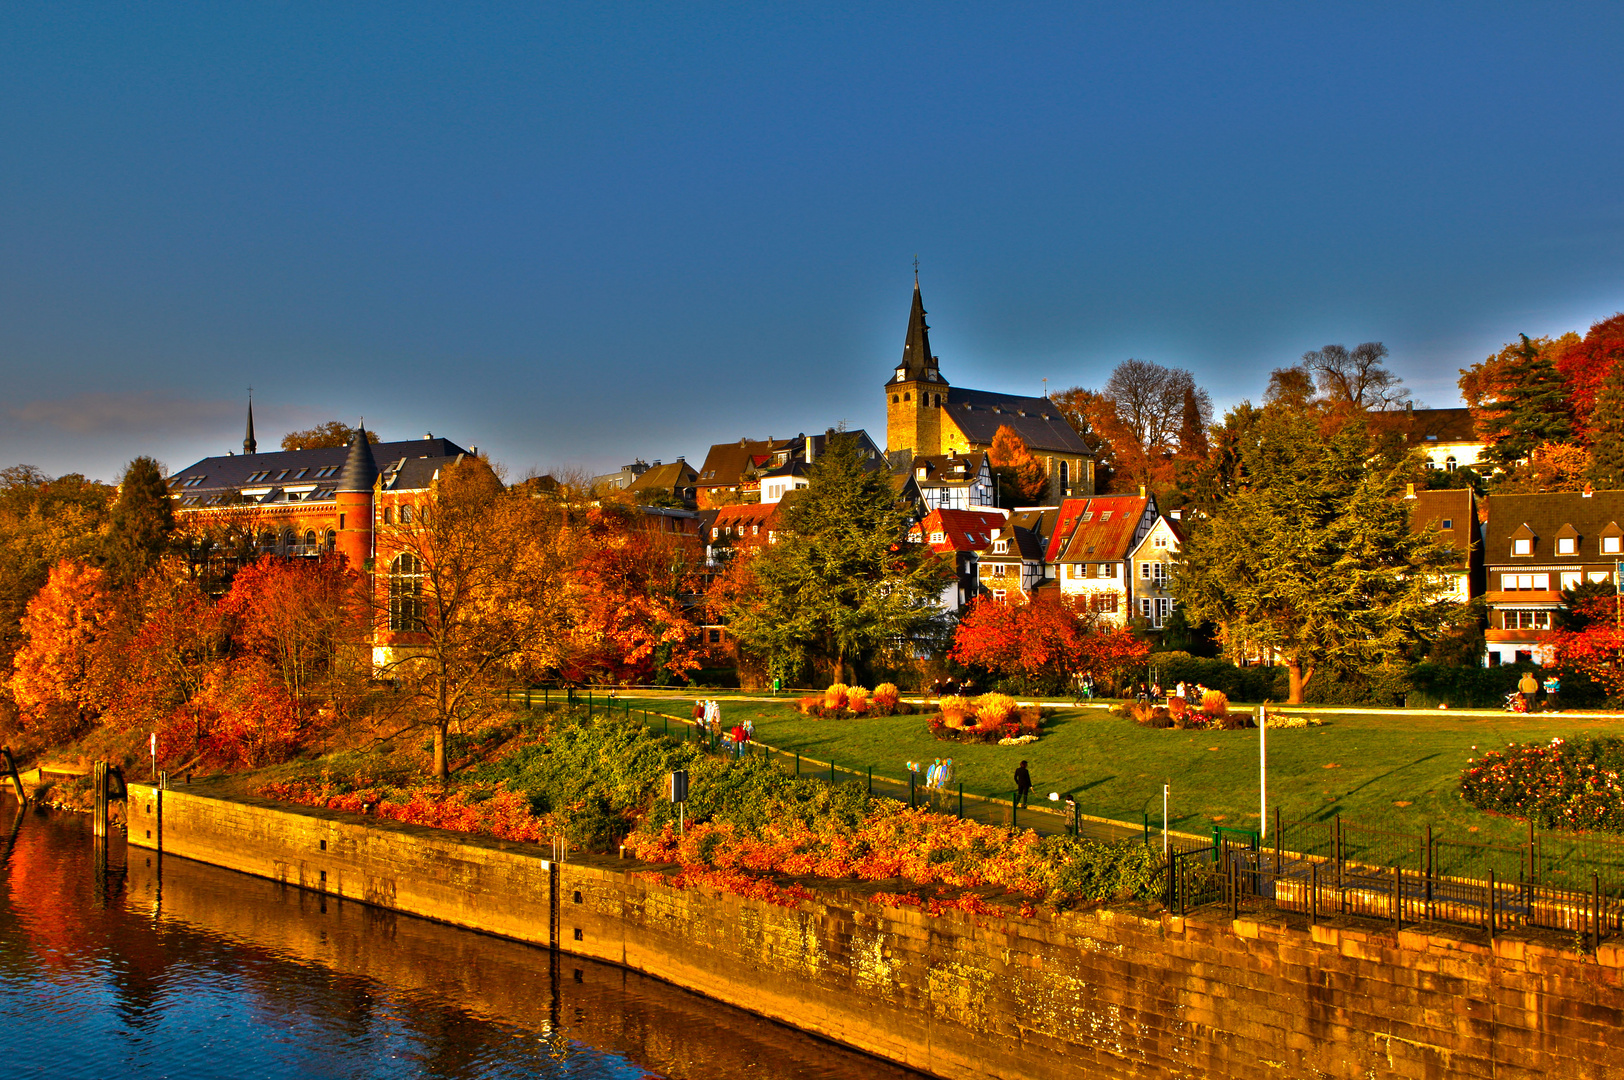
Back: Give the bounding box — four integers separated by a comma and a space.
0, 802, 926, 1080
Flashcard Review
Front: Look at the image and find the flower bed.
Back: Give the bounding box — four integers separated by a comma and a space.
925, 694, 1046, 744
1459, 736, 1624, 832
794, 682, 915, 719
1114, 700, 1256, 731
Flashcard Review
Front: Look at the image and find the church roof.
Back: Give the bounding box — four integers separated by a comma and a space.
944, 387, 1091, 456
888, 280, 946, 387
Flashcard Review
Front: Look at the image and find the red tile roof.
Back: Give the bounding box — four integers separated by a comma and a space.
910, 508, 1007, 553
1049, 495, 1151, 562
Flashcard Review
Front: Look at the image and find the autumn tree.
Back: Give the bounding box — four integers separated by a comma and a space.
1173, 409, 1459, 703
7, 559, 122, 741
712, 434, 952, 685
1050, 386, 1123, 491
1554, 313, 1624, 441
1099, 359, 1211, 490
377, 456, 571, 778
280, 421, 378, 451
560, 506, 707, 685
988, 425, 1049, 505
0, 466, 113, 673
951, 592, 1148, 691
106, 456, 176, 584
221, 556, 365, 706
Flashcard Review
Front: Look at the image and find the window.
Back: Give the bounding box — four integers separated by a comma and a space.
388, 554, 425, 631
1059, 461, 1069, 487
325, 529, 336, 552
282, 528, 296, 552
275, 470, 290, 481
768, 531, 776, 544
1150, 563, 1168, 585
707, 628, 722, 644
383, 507, 393, 525
1100, 511, 1113, 521
1606, 536, 1623, 555
1139, 598, 1152, 618
1067, 564, 1080, 579
1502, 573, 1550, 591
1079, 511, 1094, 522
1441, 519, 1453, 530
992, 564, 1007, 577
751, 524, 759, 535
1557, 537, 1578, 555
930, 531, 945, 544
992, 589, 1007, 601
1561, 571, 1582, 590
1153, 536, 1169, 549
1445, 456, 1457, 472
1512, 538, 1533, 555
1096, 563, 1113, 578
400, 505, 413, 524
1503, 610, 1551, 630
903, 393, 910, 402
1156, 597, 1172, 625
993, 540, 1008, 554
303, 530, 317, 552
892, 394, 899, 403
1090, 592, 1118, 613
293, 469, 308, 480
1591, 571, 1613, 584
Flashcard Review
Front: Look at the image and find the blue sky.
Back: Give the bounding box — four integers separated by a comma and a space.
4, 3, 1622, 482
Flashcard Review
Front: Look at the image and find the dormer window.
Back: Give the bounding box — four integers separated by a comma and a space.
916, 467, 927, 479
1513, 538, 1533, 555
1557, 537, 1578, 555
896, 367, 906, 380
994, 540, 1008, 554
1608, 537, 1623, 555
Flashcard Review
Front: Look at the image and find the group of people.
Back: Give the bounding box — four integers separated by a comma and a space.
692, 698, 755, 755
1514, 672, 1562, 713
906, 758, 956, 790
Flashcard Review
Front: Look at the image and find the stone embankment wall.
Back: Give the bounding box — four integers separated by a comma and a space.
128, 784, 1624, 1080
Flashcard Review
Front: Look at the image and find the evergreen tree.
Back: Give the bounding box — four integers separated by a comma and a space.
713, 434, 952, 684
1172, 409, 1458, 703
1477, 335, 1573, 472
106, 456, 176, 584
1589, 360, 1624, 488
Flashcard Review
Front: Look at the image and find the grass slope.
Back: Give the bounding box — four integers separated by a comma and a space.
626, 696, 1621, 848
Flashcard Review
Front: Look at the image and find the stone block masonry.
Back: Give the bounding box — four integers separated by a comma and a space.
128, 784, 1624, 1080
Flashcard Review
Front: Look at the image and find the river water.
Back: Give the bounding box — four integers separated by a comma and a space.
0, 802, 929, 1080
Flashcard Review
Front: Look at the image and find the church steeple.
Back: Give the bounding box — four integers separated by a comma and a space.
891, 278, 939, 385
243, 393, 257, 455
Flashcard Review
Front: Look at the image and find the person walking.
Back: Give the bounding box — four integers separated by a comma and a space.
1543, 673, 1562, 713
1014, 761, 1032, 809
1518, 670, 1539, 713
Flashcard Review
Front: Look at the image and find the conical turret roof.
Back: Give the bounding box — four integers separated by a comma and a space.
337, 423, 378, 493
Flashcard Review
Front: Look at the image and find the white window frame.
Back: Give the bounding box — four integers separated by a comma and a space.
1512, 538, 1533, 555
1606, 536, 1622, 555
1557, 537, 1577, 555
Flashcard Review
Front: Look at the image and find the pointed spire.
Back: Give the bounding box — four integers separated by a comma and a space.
337, 419, 377, 493
899, 277, 936, 381
243, 391, 257, 455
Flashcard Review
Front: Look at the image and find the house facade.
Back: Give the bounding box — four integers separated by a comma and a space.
1050, 494, 1159, 626
1481, 490, 1624, 666
884, 279, 1094, 501
908, 507, 1007, 611
1128, 514, 1184, 630
1405, 485, 1483, 603
975, 508, 1057, 601
1376, 407, 1488, 473
890, 450, 995, 511
695, 430, 883, 508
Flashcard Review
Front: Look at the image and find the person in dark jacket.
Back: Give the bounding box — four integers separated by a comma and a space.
1014, 761, 1032, 808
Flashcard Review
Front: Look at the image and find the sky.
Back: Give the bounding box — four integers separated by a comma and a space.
4, 3, 1623, 483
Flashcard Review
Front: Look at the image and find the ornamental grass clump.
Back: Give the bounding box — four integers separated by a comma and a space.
938, 695, 972, 729
824, 683, 850, 711
975, 693, 1018, 726
871, 683, 900, 710
1200, 689, 1229, 717
846, 686, 870, 714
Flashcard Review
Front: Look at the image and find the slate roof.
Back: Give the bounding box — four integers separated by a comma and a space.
705, 502, 783, 548
1372, 407, 1480, 447
911, 508, 1007, 553
1483, 490, 1624, 564
897, 451, 989, 489
1050, 495, 1153, 563
943, 387, 1091, 456
338, 429, 378, 493
887, 280, 946, 387
166, 437, 469, 508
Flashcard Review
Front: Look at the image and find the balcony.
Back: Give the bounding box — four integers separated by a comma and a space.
1484, 628, 1553, 643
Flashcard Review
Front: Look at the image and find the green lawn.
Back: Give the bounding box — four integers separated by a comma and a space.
624, 695, 1624, 848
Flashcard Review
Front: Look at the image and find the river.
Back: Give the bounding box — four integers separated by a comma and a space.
0, 801, 930, 1080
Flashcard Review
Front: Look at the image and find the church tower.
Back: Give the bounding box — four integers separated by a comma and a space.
885, 278, 949, 457
243, 394, 257, 455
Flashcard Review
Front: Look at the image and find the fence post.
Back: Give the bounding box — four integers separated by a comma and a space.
1425, 825, 1433, 919
958, 782, 964, 819
1274, 806, 1282, 874
830, 761, 835, 786
1310, 862, 1319, 925
909, 773, 915, 808
1392, 863, 1401, 929
1487, 869, 1496, 942
1230, 852, 1240, 920
1012, 791, 1018, 830
795, 753, 800, 777
1593, 873, 1602, 953
868, 766, 872, 795
1143, 811, 1149, 848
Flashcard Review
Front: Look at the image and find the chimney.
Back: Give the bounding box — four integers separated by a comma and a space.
1139, 484, 1147, 498
1584, 484, 1595, 498
1405, 483, 1416, 499
806, 434, 815, 464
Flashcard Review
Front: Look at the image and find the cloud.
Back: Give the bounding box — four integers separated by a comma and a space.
7, 393, 244, 436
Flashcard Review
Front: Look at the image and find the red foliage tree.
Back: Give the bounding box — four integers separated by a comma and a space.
219, 555, 363, 706
6, 559, 123, 741
951, 592, 1149, 687
561, 507, 707, 685
1549, 591, 1624, 700
988, 426, 1050, 504
1557, 314, 1624, 441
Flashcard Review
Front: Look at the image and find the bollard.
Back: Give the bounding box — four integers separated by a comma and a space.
868, 766, 873, 795
830, 761, 836, 786
1012, 790, 1018, 830
909, 773, 915, 808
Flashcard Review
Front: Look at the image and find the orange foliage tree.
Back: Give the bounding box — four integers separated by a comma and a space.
988, 425, 1049, 504
1555, 314, 1624, 441
951, 592, 1149, 690
560, 507, 707, 685
220, 555, 364, 706
7, 559, 123, 741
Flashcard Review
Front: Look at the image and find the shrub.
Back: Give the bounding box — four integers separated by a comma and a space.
1200, 689, 1229, 717
976, 693, 1017, 726
824, 683, 850, 710
872, 683, 900, 710
1460, 736, 1624, 832
847, 686, 870, 714
796, 695, 822, 716
939, 694, 972, 729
